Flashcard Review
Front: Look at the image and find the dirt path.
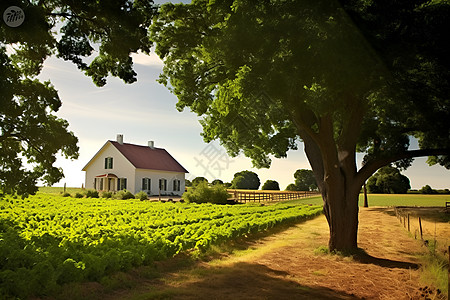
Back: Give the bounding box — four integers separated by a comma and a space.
96, 207, 438, 300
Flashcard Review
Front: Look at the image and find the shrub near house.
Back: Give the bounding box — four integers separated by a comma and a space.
182, 181, 229, 204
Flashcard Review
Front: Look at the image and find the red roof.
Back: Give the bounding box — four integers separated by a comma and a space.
110, 141, 188, 173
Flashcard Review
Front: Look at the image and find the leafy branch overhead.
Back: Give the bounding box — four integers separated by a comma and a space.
2, 0, 155, 85
151, 0, 449, 174
0, 0, 156, 196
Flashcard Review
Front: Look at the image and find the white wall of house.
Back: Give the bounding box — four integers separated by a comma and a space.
84, 142, 135, 192
135, 169, 185, 196
84, 141, 186, 195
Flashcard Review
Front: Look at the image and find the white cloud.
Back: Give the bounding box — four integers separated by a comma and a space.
131, 51, 164, 67
57, 99, 198, 130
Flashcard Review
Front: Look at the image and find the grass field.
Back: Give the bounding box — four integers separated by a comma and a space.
283, 193, 450, 207
358, 193, 450, 207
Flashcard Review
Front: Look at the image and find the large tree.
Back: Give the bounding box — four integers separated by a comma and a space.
1, 0, 155, 196
366, 166, 410, 194
261, 180, 280, 191
293, 169, 318, 191
231, 170, 260, 190
151, 0, 450, 252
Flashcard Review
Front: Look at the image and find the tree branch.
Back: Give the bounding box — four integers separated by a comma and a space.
47, 12, 95, 22
356, 148, 450, 187
0, 131, 20, 143
338, 94, 366, 152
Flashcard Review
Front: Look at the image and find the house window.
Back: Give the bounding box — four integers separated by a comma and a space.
173, 179, 181, 192
159, 179, 167, 191
117, 178, 127, 191
104, 157, 113, 169
94, 178, 97, 190
142, 178, 151, 191
99, 178, 104, 190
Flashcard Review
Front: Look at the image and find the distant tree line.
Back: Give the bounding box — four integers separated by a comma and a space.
366, 166, 449, 194
188, 169, 319, 191
188, 167, 449, 194
414, 185, 450, 194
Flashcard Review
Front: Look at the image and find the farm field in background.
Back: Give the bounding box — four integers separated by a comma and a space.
285, 193, 450, 207
38, 187, 450, 207
38, 186, 85, 195
358, 193, 450, 207
0, 193, 322, 299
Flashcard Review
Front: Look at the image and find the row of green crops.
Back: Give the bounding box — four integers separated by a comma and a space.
0, 194, 322, 298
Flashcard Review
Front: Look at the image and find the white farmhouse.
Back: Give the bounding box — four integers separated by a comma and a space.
82, 135, 188, 196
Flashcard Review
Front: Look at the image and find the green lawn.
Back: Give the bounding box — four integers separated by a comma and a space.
358, 193, 449, 207
284, 194, 449, 207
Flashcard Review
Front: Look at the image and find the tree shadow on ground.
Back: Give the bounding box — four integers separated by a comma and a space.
352, 249, 419, 270
141, 261, 362, 300
366, 206, 397, 216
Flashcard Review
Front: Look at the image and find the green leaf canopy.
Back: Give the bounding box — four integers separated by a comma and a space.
151, 0, 449, 177
1, 0, 156, 196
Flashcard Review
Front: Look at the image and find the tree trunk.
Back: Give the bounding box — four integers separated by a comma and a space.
322, 183, 360, 252
299, 124, 362, 253
363, 183, 368, 207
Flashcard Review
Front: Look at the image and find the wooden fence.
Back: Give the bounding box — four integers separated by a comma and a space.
227, 189, 320, 203
393, 206, 446, 243
394, 206, 425, 240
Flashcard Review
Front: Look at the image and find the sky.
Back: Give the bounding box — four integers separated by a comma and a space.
35, 2, 449, 190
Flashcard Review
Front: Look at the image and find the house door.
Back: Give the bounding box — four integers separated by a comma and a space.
108, 178, 115, 191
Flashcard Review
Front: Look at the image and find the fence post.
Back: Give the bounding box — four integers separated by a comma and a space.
407, 214, 410, 232
419, 217, 423, 240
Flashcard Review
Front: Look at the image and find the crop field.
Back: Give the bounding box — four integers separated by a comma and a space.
0, 193, 322, 299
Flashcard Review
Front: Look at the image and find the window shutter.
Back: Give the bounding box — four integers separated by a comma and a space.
105, 158, 108, 169
173, 179, 180, 191
124, 178, 127, 190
